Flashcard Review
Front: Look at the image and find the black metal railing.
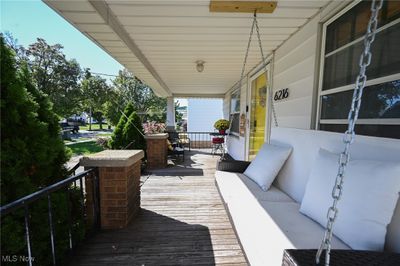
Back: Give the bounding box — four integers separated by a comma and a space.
178, 132, 216, 149
0, 167, 100, 266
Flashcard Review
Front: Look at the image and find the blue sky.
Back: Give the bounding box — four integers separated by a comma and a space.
1, 0, 123, 77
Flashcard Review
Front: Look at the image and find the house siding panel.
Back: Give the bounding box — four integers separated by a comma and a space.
272, 15, 319, 129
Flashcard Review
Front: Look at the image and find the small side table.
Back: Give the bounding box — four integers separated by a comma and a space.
282, 249, 400, 266
210, 132, 228, 156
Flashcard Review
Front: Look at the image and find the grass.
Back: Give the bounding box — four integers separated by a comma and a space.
79, 123, 113, 131
97, 133, 113, 137
67, 141, 104, 156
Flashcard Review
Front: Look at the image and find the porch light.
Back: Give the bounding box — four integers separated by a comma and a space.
196, 60, 205, 72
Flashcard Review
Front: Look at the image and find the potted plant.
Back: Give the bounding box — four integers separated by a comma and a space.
143, 121, 166, 134
214, 119, 230, 135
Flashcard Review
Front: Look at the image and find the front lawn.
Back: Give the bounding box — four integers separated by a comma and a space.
79, 123, 113, 131
67, 141, 104, 155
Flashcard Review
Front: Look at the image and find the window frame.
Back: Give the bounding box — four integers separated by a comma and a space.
316, 1, 400, 132
229, 88, 241, 136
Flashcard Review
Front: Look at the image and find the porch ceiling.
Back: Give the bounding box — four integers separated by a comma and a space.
44, 0, 330, 97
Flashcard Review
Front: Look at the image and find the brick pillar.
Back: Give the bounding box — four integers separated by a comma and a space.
145, 133, 168, 169
80, 150, 144, 230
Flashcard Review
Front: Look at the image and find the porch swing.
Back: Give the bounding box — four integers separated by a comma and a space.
217, 0, 400, 265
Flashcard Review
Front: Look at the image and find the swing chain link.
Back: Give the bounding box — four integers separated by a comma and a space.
238, 11, 278, 127
316, 1, 383, 265
239, 15, 255, 93
254, 12, 278, 127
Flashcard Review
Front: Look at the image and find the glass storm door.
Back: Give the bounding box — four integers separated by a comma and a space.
249, 72, 267, 159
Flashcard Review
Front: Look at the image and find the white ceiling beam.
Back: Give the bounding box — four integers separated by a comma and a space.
88, 0, 172, 97
118, 17, 306, 27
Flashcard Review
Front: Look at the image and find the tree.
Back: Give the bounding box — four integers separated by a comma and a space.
1, 36, 82, 265
81, 70, 110, 130
104, 88, 125, 126
26, 38, 82, 118
106, 69, 167, 124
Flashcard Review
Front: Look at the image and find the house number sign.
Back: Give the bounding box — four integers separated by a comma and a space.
274, 88, 289, 101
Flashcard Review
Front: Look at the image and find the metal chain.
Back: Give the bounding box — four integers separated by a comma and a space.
254, 12, 278, 127
238, 15, 256, 91
316, 1, 383, 265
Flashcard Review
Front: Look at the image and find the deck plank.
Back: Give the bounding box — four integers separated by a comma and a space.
71, 150, 247, 266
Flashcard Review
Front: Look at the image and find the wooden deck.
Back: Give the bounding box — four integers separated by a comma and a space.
71, 150, 247, 265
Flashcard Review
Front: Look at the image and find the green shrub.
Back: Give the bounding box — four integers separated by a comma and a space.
108, 103, 134, 149
1, 36, 84, 265
122, 111, 145, 150
109, 103, 146, 150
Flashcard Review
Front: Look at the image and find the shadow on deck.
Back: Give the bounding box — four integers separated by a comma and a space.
70, 150, 247, 266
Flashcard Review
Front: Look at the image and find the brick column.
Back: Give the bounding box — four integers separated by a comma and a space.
145, 133, 168, 169
80, 150, 144, 230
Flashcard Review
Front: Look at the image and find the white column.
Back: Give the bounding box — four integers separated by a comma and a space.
166, 96, 175, 130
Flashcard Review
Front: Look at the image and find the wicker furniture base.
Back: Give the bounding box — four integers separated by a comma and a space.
216, 157, 251, 173
282, 249, 400, 266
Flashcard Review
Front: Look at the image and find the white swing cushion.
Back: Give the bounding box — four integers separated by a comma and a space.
300, 148, 400, 251
244, 143, 292, 191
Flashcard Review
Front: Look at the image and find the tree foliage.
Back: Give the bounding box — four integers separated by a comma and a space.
105, 69, 168, 125
1, 36, 84, 265
26, 38, 82, 117
81, 70, 111, 129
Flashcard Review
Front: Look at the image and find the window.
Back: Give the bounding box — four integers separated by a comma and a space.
230, 89, 240, 135
318, 0, 400, 139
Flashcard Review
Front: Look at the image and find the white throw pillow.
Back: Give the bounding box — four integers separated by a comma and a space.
300, 148, 400, 251
244, 143, 292, 191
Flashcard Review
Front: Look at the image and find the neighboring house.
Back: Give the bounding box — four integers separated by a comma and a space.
187, 99, 223, 132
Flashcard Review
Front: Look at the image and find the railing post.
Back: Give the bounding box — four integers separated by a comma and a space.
47, 194, 56, 265
80, 150, 144, 230
91, 168, 100, 229
24, 205, 33, 266
65, 188, 73, 250
145, 133, 168, 169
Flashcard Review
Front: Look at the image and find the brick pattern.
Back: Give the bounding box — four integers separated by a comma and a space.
86, 160, 141, 229
146, 138, 168, 169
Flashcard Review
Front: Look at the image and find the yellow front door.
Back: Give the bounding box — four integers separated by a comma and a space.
249, 72, 267, 159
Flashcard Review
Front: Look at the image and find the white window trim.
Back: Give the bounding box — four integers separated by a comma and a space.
320, 119, 400, 125
229, 88, 241, 137
316, 0, 400, 130
320, 73, 400, 96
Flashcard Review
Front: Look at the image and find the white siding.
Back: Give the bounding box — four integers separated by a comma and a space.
272, 13, 319, 129
187, 99, 223, 132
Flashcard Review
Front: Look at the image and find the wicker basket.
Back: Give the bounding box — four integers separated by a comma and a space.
216, 159, 251, 173
282, 249, 400, 266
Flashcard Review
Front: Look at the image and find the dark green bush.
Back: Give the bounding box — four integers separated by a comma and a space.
1, 36, 84, 265
108, 103, 134, 149
108, 102, 146, 150
122, 111, 145, 150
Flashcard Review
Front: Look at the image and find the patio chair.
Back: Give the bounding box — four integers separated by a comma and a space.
167, 130, 191, 151
167, 139, 184, 160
